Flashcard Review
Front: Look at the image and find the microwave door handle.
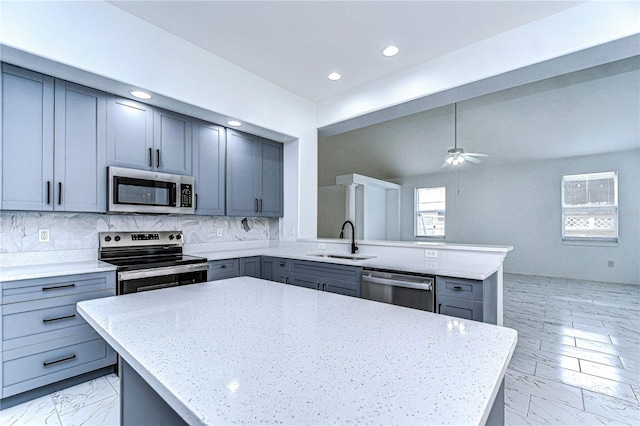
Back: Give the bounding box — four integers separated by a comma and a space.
170, 184, 177, 207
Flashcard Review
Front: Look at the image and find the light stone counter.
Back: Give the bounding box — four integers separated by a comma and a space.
78, 277, 517, 425
0, 260, 116, 282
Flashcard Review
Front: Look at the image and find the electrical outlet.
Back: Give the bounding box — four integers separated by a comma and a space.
217, 228, 223, 237
425, 261, 438, 269
424, 250, 438, 258
608, 260, 615, 267
318, 243, 326, 250
39, 229, 50, 243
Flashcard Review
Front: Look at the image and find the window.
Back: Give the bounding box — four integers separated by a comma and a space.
415, 187, 445, 237
562, 171, 618, 242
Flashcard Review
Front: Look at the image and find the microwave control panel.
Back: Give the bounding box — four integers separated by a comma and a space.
180, 183, 193, 208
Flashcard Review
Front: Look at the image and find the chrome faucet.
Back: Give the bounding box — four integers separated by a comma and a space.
339, 220, 358, 254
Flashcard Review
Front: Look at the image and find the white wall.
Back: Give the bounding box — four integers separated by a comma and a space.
0, 0, 317, 240
398, 150, 640, 285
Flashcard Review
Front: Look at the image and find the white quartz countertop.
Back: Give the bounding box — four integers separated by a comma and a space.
0, 260, 116, 282
78, 278, 517, 425
193, 246, 502, 280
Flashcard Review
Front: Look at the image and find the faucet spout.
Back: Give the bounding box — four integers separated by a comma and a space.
340, 220, 358, 254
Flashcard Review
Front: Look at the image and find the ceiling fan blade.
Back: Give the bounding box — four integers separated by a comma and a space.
441, 160, 451, 168
462, 155, 481, 164
463, 152, 489, 157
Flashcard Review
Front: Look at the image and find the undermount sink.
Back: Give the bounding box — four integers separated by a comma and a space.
307, 253, 377, 261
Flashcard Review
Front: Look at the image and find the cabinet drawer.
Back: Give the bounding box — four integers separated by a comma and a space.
2, 272, 115, 304
2, 290, 113, 342
436, 276, 483, 301
2, 337, 116, 396
437, 296, 484, 322
208, 259, 239, 281
276, 258, 291, 272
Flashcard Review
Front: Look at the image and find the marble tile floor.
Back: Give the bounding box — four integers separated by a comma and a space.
0, 374, 119, 426
503, 273, 640, 425
1, 274, 638, 425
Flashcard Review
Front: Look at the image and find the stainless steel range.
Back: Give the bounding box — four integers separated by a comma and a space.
99, 231, 208, 295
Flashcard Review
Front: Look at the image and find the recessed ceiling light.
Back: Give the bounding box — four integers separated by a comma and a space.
328, 72, 342, 81
382, 45, 399, 57
227, 120, 242, 127
129, 90, 152, 100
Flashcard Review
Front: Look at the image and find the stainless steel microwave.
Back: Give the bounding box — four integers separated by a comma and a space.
107, 167, 195, 214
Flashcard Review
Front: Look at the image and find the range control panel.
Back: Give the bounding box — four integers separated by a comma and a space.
99, 231, 183, 248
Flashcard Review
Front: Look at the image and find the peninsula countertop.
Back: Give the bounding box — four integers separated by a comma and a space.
77, 277, 517, 425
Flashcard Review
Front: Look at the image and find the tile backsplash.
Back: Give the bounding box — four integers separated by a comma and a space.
0, 211, 279, 253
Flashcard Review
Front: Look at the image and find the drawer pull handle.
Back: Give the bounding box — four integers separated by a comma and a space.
438, 303, 442, 314
43, 314, 76, 323
453, 286, 463, 290
221, 265, 227, 268
279, 263, 285, 267
42, 283, 76, 291
43, 354, 76, 367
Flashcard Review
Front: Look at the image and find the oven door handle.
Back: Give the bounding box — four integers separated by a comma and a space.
118, 263, 208, 281
362, 274, 433, 291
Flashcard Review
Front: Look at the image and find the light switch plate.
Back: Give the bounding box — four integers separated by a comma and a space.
39, 229, 50, 242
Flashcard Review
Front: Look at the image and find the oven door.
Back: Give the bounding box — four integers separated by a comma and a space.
118, 263, 208, 295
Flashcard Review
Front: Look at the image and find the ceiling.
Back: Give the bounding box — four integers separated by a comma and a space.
318, 57, 640, 185
107, 0, 586, 102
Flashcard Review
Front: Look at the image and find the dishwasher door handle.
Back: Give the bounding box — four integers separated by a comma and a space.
362, 274, 433, 291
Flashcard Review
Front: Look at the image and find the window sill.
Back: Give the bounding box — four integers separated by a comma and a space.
562, 239, 618, 247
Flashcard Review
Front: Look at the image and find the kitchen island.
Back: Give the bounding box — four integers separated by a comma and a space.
77, 277, 517, 425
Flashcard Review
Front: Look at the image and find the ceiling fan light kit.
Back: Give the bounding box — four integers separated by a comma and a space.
441, 103, 488, 168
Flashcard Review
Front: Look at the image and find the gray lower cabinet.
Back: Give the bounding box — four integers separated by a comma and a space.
226, 130, 283, 217
192, 120, 225, 216
0, 272, 117, 399
240, 257, 261, 278
274, 258, 292, 284
208, 259, 240, 281
291, 260, 362, 297
261, 257, 276, 281
1, 64, 107, 212
435, 274, 498, 324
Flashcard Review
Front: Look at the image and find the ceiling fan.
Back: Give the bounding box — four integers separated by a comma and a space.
441, 103, 489, 168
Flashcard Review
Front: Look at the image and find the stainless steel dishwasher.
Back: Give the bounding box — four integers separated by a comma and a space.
362, 268, 435, 312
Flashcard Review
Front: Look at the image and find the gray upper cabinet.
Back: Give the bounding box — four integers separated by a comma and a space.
1, 64, 55, 211
54, 80, 107, 212
153, 108, 192, 175
1, 64, 106, 212
106, 96, 153, 171
226, 130, 283, 217
107, 98, 192, 175
192, 120, 225, 215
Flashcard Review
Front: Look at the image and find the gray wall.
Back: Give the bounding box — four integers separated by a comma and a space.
397, 149, 639, 285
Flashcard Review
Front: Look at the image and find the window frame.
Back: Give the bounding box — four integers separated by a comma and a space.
414, 186, 446, 239
561, 171, 618, 243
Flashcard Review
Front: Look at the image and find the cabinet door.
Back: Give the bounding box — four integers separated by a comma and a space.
437, 296, 484, 322
1, 64, 54, 211
259, 139, 283, 217
239, 256, 261, 278
106, 96, 153, 170
261, 257, 276, 281
192, 120, 225, 215
153, 108, 192, 175
226, 130, 260, 216
54, 80, 107, 212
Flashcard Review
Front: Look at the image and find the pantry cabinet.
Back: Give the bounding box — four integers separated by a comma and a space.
226, 130, 283, 217
192, 120, 225, 216
1, 64, 107, 212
